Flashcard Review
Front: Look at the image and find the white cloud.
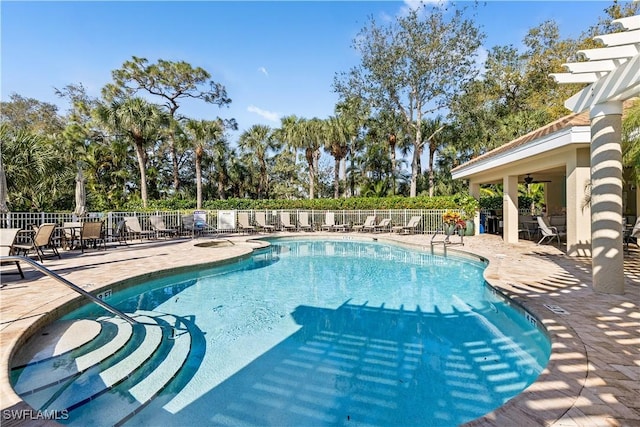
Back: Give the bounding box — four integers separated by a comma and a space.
475, 46, 489, 79
258, 66, 269, 77
400, 0, 447, 17
247, 105, 280, 123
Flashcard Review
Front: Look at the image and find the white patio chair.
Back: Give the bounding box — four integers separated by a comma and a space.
254, 212, 275, 232
237, 212, 256, 234
123, 216, 155, 241
536, 216, 566, 245
353, 216, 376, 232
279, 212, 297, 231
298, 212, 313, 231
369, 218, 392, 233
150, 215, 178, 239
320, 212, 349, 232
624, 217, 640, 252
391, 216, 422, 234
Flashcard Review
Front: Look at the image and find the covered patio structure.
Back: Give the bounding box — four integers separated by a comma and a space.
452, 13, 639, 295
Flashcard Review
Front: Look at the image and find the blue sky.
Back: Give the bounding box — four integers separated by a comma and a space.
1, 1, 617, 143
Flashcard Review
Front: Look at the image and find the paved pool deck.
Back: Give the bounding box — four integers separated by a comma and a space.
0, 232, 638, 426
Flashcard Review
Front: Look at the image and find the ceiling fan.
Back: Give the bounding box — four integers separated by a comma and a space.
523, 174, 552, 188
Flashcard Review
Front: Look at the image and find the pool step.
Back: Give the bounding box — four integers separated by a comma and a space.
41, 314, 162, 412
62, 311, 193, 426
127, 311, 192, 404
12, 317, 133, 397
13, 310, 194, 424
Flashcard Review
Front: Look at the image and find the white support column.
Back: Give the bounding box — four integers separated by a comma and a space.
469, 182, 481, 236
590, 101, 624, 294
566, 148, 591, 256
503, 175, 519, 244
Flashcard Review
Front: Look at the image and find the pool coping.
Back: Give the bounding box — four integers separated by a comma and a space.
1, 233, 638, 426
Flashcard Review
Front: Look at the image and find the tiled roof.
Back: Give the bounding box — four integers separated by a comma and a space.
451, 111, 590, 173
452, 98, 638, 173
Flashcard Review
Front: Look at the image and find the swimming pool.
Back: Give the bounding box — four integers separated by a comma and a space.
11, 238, 550, 426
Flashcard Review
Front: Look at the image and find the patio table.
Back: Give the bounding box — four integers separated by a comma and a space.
61, 225, 82, 250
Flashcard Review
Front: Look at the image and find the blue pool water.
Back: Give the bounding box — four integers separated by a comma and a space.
13, 239, 550, 426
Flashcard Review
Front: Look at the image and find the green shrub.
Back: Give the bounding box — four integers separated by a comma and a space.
479, 196, 535, 211
201, 196, 463, 210
118, 194, 485, 212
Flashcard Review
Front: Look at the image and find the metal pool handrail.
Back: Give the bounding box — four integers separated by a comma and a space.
1, 255, 140, 326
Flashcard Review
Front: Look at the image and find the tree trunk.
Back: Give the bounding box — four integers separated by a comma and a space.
306, 147, 316, 199
390, 151, 397, 196
195, 153, 203, 209
260, 159, 267, 199
428, 143, 436, 197
170, 134, 180, 191
349, 147, 356, 197
334, 157, 340, 199
339, 157, 347, 197
217, 171, 227, 200
410, 131, 421, 197
134, 141, 148, 208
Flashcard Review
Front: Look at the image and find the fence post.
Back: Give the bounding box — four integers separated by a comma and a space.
107, 212, 113, 240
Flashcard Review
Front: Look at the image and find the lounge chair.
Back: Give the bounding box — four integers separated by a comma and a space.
624, 217, 640, 252
150, 215, 178, 238
353, 216, 376, 232
254, 212, 275, 233
195, 211, 217, 236
181, 213, 216, 238
112, 219, 129, 246
536, 216, 566, 245
298, 212, 313, 231
181, 215, 199, 238
0, 228, 24, 278
123, 216, 155, 241
279, 212, 297, 231
320, 212, 350, 232
80, 221, 106, 253
237, 212, 256, 234
12, 223, 60, 262
369, 218, 392, 233
391, 216, 422, 234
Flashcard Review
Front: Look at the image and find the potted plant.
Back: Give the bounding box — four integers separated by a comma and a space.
442, 210, 466, 238
455, 194, 480, 236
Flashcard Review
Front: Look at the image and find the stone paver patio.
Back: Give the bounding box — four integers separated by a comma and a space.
1, 232, 638, 426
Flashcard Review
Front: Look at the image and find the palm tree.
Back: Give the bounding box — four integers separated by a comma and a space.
94, 97, 167, 208
275, 115, 300, 194
279, 115, 323, 199
210, 135, 233, 199
335, 97, 369, 197
84, 137, 132, 210
0, 124, 67, 211
323, 116, 349, 198
238, 124, 278, 199
185, 119, 224, 208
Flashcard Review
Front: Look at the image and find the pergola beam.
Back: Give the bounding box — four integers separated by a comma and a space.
577, 45, 638, 61
612, 15, 640, 30
594, 29, 640, 47
564, 54, 640, 113
562, 59, 619, 74
550, 73, 599, 84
